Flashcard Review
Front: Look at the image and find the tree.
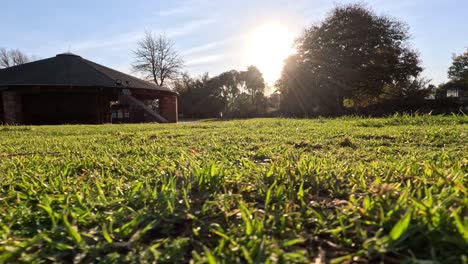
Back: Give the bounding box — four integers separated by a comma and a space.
434, 49, 468, 99
277, 55, 327, 116
381, 78, 431, 100
215, 70, 241, 114
241, 66, 265, 101
277, 4, 422, 116
175, 66, 268, 118
239, 66, 266, 116
448, 49, 468, 82
174, 72, 225, 118
132, 32, 184, 86
0, 48, 31, 68
173, 72, 195, 117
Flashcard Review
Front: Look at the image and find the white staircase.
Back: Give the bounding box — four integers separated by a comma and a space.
120, 89, 168, 123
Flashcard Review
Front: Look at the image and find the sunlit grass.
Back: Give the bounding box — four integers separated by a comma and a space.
0, 115, 467, 263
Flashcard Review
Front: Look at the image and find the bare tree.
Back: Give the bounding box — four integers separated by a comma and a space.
0, 48, 11, 68
0, 48, 31, 68
132, 31, 184, 86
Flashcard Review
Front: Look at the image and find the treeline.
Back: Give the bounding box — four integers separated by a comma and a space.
174, 66, 278, 118
175, 4, 467, 118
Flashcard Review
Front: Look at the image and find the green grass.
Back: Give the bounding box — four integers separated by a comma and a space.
0, 115, 467, 263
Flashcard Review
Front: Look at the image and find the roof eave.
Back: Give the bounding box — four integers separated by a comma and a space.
0, 84, 178, 95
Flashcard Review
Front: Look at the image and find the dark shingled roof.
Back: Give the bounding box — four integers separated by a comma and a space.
0, 53, 174, 93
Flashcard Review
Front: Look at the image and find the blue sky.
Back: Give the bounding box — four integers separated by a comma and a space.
1, 0, 467, 91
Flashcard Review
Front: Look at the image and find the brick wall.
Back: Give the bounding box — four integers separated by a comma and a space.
159, 95, 178, 123
2, 91, 22, 124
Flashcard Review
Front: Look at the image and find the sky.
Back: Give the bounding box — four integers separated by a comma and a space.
1, 0, 467, 92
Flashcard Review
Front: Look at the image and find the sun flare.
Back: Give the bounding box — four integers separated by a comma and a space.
244, 23, 295, 85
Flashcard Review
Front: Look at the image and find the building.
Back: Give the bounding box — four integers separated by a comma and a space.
0, 53, 178, 125
446, 86, 467, 101
445, 83, 468, 111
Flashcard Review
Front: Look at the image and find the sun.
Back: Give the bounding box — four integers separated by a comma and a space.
244, 23, 295, 85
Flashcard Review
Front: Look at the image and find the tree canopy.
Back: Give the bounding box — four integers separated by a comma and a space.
0, 48, 32, 68
434, 48, 468, 99
174, 66, 268, 118
448, 49, 468, 83
277, 4, 423, 116
132, 32, 184, 86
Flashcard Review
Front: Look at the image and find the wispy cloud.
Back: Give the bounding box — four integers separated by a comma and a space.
167, 18, 218, 38
186, 54, 224, 66
70, 17, 217, 54
158, 0, 211, 16
72, 31, 141, 52
158, 6, 192, 16
181, 40, 226, 56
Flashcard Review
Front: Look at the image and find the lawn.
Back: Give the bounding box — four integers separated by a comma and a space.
0, 115, 467, 263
